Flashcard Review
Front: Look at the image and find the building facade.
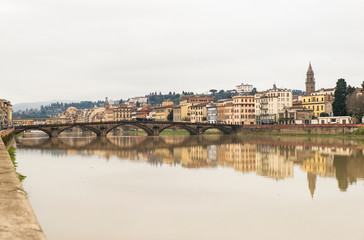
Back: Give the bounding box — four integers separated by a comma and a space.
255, 85, 292, 124
278, 107, 314, 124
317, 116, 351, 124
113, 104, 134, 121
133, 106, 152, 120
206, 103, 218, 124
0, 99, 12, 128
232, 95, 255, 125
150, 105, 174, 121
217, 99, 234, 124
180, 96, 213, 105
236, 83, 253, 93
173, 103, 191, 122
301, 94, 334, 117
189, 103, 207, 123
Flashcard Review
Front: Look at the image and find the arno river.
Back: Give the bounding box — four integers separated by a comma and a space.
15, 131, 364, 240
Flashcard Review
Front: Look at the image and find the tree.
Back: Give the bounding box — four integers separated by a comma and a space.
362, 81, 364, 93
209, 89, 217, 95
332, 78, 348, 116
320, 112, 329, 117
346, 85, 355, 96
136, 101, 141, 107
167, 110, 173, 121
346, 93, 364, 123
119, 99, 123, 104
248, 88, 257, 95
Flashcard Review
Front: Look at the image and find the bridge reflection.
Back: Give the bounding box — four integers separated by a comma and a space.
16, 135, 364, 195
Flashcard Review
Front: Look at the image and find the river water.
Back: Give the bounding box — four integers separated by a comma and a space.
15, 132, 364, 240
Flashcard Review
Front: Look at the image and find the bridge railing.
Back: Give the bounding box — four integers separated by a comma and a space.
13, 120, 364, 129
14, 120, 238, 128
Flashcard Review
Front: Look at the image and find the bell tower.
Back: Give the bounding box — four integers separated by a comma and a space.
305, 62, 315, 95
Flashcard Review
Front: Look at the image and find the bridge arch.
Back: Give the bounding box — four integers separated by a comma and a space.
14, 127, 53, 138
105, 123, 154, 136
159, 124, 197, 135
200, 125, 231, 134
57, 125, 101, 137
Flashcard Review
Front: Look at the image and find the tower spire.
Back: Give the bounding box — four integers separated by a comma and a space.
305, 62, 315, 95
307, 172, 317, 199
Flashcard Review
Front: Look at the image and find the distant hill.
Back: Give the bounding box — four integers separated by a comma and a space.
13, 100, 76, 111
13, 100, 106, 119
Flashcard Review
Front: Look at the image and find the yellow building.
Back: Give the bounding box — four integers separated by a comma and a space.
13, 119, 36, 126
151, 105, 174, 121
173, 103, 191, 122
13, 118, 68, 126
113, 104, 134, 121
189, 103, 207, 123
301, 94, 334, 117
161, 100, 174, 106
180, 96, 214, 105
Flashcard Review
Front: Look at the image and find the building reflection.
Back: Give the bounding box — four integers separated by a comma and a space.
16, 134, 364, 196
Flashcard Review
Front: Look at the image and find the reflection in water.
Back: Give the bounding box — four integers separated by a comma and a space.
16, 134, 364, 195
15, 133, 364, 240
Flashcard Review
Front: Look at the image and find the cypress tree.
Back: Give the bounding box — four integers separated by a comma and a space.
167, 110, 173, 121
332, 78, 348, 116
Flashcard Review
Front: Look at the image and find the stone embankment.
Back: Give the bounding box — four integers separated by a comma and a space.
0, 131, 46, 240
239, 124, 364, 135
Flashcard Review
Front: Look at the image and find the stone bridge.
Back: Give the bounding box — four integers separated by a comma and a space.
14, 121, 241, 137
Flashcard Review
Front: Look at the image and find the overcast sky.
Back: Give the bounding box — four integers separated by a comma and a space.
1, 0, 364, 104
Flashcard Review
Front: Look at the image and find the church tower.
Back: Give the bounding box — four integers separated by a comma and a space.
305, 62, 315, 95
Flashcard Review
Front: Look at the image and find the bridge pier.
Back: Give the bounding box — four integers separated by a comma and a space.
99, 131, 108, 137
50, 130, 59, 138
151, 126, 161, 136
196, 126, 203, 135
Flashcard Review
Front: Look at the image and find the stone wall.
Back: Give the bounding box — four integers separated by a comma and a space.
0, 129, 14, 137
0, 131, 46, 240
239, 124, 364, 135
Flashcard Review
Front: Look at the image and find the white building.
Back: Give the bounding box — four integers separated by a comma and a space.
127, 97, 148, 106
310, 88, 335, 96
255, 84, 292, 124
236, 83, 253, 93
206, 103, 218, 124
317, 116, 352, 125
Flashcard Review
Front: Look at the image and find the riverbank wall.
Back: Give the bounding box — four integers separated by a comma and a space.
0, 129, 14, 137
0, 131, 46, 239
238, 124, 364, 135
